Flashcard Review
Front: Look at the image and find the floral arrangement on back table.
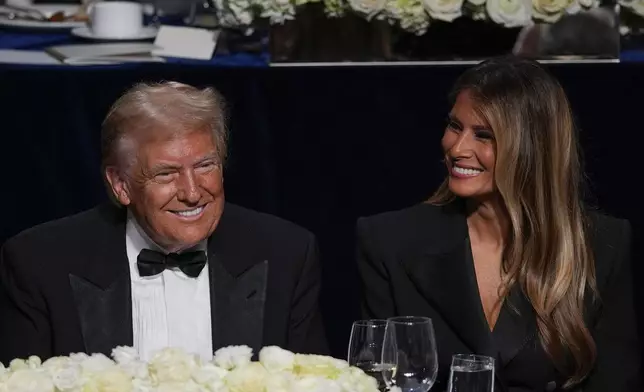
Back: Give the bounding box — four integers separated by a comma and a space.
0, 345, 380, 392
619, 0, 644, 35
214, 0, 601, 36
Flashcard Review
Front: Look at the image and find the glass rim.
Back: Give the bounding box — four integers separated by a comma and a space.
352, 319, 388, 327
386, 316, 433, 325
452, 354, 495, 364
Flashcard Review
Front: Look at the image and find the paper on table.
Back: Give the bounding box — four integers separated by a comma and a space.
45, 43, 165, 65
152, 25, 219, 61
0, 50, 60, 65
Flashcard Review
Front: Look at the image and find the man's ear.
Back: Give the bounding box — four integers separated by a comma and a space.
105, 166, 132, 206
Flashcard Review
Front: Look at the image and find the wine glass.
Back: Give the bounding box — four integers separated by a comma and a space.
149, 0, 161, 27
448, 354, 495, 392
382, 316, 438, 392
186, 0, 218, 28
347, 320, 392, 391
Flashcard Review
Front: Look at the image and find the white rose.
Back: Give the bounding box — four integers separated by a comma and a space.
51, 364, 82, 391
119, 361, 149, 380
41, 356, 82, 391
215, 0, 259, 27
263, 373, 292, 392
80, 354, 116, 374
156, 380, 203, 392
5, 369, 55, 392
131, 379, 155, 392
565, 0, 582, 14
82, 368, 133, 392
422, 0, 464, 21
42, 356, 71, 370
229, 4, 254, 25
112, 347, 139, 366
0, 372, 8, 392
111, 348, 148, 381
213, 346, 253, 371
26, 356, 41, 369
291, 376, 342, 392
336, 367, 379, 392
578, 0, 597, 7
193, 363, 229, 391
69, 353, 90, 365
486, 0, 532, 27
259, 0, 297, 25
224, 362, 268, 392
532, 0, 574, 21
294, 354, 349, 378
258, 347, 295, 373
348, 0, 387, 17
467, 0, 486, 7
148, 348, 199, 384
9, 359, 28, 371
384, 0, 431, 34
621, 0, 644, 16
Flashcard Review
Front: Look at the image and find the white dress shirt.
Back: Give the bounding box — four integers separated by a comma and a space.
125, 217, 213, 361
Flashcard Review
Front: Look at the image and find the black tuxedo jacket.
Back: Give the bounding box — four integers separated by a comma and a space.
357, 202, 641, 392
0, 202, 328, 365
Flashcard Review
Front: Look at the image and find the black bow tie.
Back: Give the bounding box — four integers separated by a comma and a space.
137, 249, 207, 278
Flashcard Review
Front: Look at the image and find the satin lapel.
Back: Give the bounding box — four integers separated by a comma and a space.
69, 273, 132, 356
209, 258, 268, 356
402, 242, 494, 357
207, 205, 268, 357
400, 203, 494, 357
69, 204, 133, 356
492, 287, 537, 367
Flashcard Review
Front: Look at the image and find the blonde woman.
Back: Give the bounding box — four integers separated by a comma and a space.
356, 56, 640, 391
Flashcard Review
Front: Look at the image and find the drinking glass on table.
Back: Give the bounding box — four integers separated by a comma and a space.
347, 320, 392, 391
382, 316, 438, 392
448, 354, 495, 392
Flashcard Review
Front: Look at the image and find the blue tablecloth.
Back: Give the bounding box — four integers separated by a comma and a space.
0, 28, 269, 67
619, 50, 644, 62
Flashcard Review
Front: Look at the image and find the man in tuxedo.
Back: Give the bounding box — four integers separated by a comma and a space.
0, 81, 327, 364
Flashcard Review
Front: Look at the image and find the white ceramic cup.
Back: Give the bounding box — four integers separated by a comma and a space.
89, 1, 143, 39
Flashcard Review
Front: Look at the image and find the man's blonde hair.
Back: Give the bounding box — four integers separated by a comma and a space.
101, 81, 228, 171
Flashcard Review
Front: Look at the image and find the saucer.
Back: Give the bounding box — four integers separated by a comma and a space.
0, 4, 86, 30
71, 26, 158, 41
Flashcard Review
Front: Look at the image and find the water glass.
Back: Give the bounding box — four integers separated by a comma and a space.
347, 320, 391, 391
448, 354, 495, 392
382, 316, 438, 392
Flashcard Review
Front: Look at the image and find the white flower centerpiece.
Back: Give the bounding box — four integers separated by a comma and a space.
216, 0, 600, 36
619, 0, 644, 36
0, 345, 380, 392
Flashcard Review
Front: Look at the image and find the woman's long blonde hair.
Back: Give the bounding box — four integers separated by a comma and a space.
430, 56, 596, 387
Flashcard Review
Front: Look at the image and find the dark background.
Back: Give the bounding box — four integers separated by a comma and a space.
0, 63, 641, 360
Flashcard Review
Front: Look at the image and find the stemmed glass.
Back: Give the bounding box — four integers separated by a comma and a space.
448, 354, 495, 392
186, 0, 218, 28
382, 316, 439, 392
149, 0, 161, 27
347, 320, 392, 392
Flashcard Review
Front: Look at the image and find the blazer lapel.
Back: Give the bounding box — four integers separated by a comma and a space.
69, 273, 132, 356
207, 206, 268, 356
69, 204, 133, 356
492, 286, 537, 367
402, 243, 495, 358
400, 202, 494, 358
